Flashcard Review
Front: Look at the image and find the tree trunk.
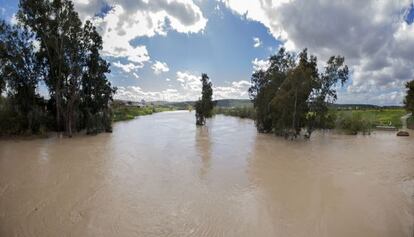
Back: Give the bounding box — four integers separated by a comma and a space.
292, 89, 297, 132
55, 89, 61, 132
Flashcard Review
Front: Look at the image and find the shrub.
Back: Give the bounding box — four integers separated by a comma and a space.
336, 113, 372, 135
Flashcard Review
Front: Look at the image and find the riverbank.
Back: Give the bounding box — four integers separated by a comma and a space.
111, 104, 173, 122
214, 107, 410, 134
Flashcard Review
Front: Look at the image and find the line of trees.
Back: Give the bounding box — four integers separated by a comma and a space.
0, 0, 115, 136
248, 47, 349, 138
195, 73, 214, 125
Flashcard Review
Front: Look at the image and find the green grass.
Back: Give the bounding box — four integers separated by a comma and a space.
336, 109, 407, 128
112, 106, 171, 122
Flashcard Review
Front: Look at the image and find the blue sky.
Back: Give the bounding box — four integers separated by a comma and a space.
1, 0, 414, 105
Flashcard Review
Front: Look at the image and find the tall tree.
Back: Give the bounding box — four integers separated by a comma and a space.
17, 0, 114, 136
270, 49, 318, 137
249, 47, 348, 138
0, 20, 45, 133
81, 21, 116, 134
195, 73, 213, 125
18, 0, 83, 136
307, 55, 348, 135
248, 48, 295, 132
404, 80, 414, 114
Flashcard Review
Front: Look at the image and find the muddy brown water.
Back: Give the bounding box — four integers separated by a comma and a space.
0, 111, 413, 237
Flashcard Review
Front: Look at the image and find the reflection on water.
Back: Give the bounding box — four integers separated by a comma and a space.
195, 126, 212, 179
0, 111, 413, 237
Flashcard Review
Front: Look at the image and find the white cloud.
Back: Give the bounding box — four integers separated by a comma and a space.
73, 0, 207, 67
252, 58, 270, 72
220, 0, 414, 105
132, 72, 140, 79
112, 61, 142, 73
166, 78, 171, 81
253, 37, 262, 47
115, 69, 250, 101
115, 86, 183, 101
152, 61, 170, 75
214, 80, 251, 100
176, 71, 202, 92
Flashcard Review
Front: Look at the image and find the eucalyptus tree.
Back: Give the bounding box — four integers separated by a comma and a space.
81, 21, 116, 134
249, 47, 348, 138
17, 0, 114, 136
0, 20, 44, 133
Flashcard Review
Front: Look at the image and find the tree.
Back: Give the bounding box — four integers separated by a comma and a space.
0, 20, 46, 134
307, 55, 348, 135
248, 47, 348, 138
80, 21, 116, 134
17, 0, 115, 136
270, 49, 318, 137
404, 80, 414, 114
18, 0, 85, 136
195, 73, 213, 125
248, 48, 295, 132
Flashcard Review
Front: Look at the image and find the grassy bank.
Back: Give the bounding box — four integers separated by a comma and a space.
112, 105, 172, 122
336, 109, 406, 128
214, 106, 408, 133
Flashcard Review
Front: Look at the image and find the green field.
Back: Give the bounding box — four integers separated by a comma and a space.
112, 105, 171, 122
336, 109, 407, 128
214, 106, 409, 129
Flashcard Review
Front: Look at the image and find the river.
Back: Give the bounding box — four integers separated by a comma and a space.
0, 111, 413, 237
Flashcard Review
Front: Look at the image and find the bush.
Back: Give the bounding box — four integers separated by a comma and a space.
0, 97, 51, 136
336, 112, 372, 135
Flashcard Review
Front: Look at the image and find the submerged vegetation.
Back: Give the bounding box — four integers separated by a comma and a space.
214, 105, 406, 135
111, 102, 171, 122
248, 47, 349, 138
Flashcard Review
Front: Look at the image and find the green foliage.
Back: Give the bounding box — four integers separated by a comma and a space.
404, 80, 414, 114
249, 47, 349, 138
0, 0, 116, 137
336, 109, 406, 128
195, 73, 214, 125
0, 20, 50, 135
336, 112, 372, 135
112, 104, 170, 122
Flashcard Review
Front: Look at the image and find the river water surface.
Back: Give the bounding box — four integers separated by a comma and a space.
1, 111, 414, 237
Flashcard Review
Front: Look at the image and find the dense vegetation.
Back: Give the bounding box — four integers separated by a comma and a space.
214, 102, 406, 134
195, 73, 214, 125
248, 47, 348, 138
111, 102, 171, 122
0, 0, 115, 136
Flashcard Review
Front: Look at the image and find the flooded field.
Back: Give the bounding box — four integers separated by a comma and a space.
0, 111, 413, 237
